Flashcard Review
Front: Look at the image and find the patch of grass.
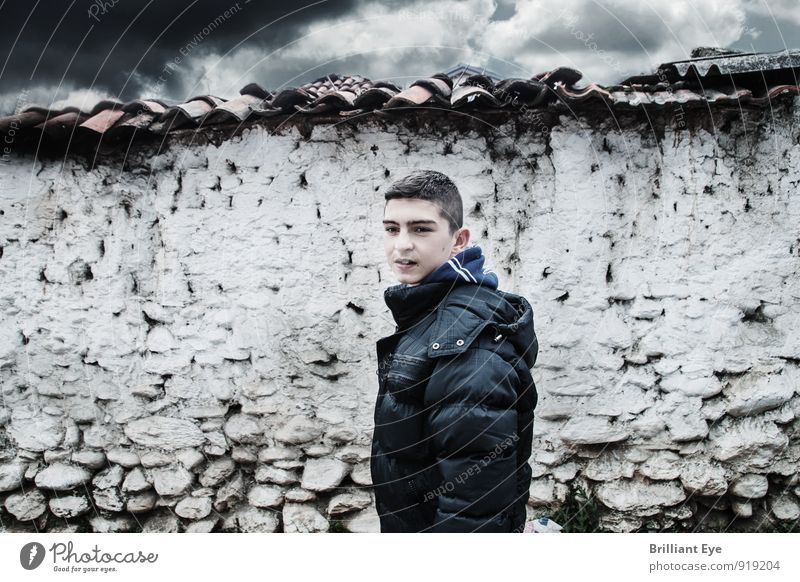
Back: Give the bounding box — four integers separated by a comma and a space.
753, 518, 800, 533
328, 519, 349, 533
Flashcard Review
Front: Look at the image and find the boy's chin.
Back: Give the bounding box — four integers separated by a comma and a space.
395, 271, 427, 286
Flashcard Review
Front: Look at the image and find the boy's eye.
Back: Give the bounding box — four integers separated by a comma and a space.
384, 226, 431, 233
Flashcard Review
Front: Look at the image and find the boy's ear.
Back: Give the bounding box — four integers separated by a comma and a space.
449, 227, 470, 257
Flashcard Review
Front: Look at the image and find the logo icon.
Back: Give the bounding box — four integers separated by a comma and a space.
20, 542, 46, 570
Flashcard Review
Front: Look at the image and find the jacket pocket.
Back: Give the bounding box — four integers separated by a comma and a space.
386, 355, 432, 403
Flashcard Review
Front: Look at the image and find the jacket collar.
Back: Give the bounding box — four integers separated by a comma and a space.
384, 280, 459, 331
384, 277, 538, 369
416, 244, 499, 288
423, 284, 538, 368
384, 245, 498, 331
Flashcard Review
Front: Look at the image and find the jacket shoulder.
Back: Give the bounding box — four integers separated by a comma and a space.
425, 285, 502, 359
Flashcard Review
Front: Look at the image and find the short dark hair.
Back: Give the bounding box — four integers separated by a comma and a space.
384, 170, 463, 236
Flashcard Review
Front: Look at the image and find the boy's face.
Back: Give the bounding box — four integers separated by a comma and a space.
383, 198, 469, 286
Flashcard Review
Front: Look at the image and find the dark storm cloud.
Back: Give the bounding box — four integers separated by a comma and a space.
0, 0, 361, 102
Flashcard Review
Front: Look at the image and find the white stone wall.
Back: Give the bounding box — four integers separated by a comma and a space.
1, 100, 799, 532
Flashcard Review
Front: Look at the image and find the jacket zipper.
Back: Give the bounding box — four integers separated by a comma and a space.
407, 478, 420, 500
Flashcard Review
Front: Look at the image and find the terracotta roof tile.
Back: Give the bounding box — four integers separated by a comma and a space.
79, 108, 126, 134
35, 110, 90, 140
203, 93, 263, 124
122, 100, 169, 114
0, 109, 48, 133
450, 85, 502, 109
351, 82, 401, 112
2, 49, 798, 157
149, 95, 226, 133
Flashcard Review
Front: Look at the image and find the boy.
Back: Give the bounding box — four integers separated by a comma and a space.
370, 169, 539, 533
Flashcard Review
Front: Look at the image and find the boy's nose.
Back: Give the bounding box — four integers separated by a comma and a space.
395, 233, 414, 249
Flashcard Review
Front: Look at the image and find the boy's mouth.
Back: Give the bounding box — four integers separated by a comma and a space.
395, 259, 417, 270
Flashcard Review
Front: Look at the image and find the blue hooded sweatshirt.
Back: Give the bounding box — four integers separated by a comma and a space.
416, 243, 499, 289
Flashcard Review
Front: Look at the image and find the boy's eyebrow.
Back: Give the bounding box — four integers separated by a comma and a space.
382, 219, 438, 226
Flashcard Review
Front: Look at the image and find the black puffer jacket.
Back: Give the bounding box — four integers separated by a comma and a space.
370, 279, 538, 532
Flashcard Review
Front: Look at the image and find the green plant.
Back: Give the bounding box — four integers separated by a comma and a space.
548, 481, 604, 533
328, 519, 350, 533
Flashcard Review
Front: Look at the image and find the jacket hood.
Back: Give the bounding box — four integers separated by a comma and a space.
497, 289, 538, 368
417, 244, 499, 288
439, 284, 538, 369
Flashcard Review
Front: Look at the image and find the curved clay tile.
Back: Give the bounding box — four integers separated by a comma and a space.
450, 85, 501, 109
88, 100, 125, 116
35, 111, 91, 139
492, 78, 549, 106
203, 93, 263, 124
111, 112, 158, 134
749, 84, 800, 106
460, 74, 495, 91
151, 95, 226, 132
383, 75, 452, 109
22, 105, 63, 115
413, 77, 452, 99
80, 108, 126, 134
374, 81, 401, 92
239, 82, 271, 100
535, 67, 583, 87
553, 83, 613, 104
185, 95, 227, 109
353, 86, 399, 111
265, 87, 314, 112
383, 85, 436, 108
122, 100, 168, 114
295, 91, 358, 114
0, 110, 48, 134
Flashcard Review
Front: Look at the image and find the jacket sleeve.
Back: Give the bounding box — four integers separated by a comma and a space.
423, 345, 522, 532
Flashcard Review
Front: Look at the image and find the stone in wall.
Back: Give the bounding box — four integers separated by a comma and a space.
34, 463, 93, 491
594, 477, 687, 513
301, 458, 349, 492
283, 503, 329, 533
124, 417, 206, 449
730, 473, 769, 498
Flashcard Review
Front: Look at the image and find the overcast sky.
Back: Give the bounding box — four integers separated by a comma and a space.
1, 0, 798, 115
